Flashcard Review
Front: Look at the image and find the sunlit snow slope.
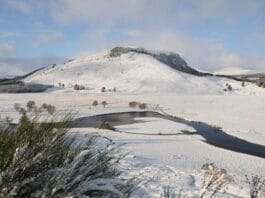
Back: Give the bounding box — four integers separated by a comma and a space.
24, 47, 263, 95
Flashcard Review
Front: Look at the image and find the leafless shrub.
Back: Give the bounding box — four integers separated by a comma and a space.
46, 104, 56, 115
225, 83, 232, 91
257, 81, 264, 87
200, 163, 231, 198
74, 84, 79, 90
5, 116, 13, 123
102, 101, 107, 108
40, 103, 56, 115
138, 103, 147, 109
14, 103, 21, 112
18, 107, 26, 115
129, 101, 138, 108
99, 121, 116, 130
74, 84, 85, 90
42, 103, 48, 109
245, 175, 265, 198
92, 100, 99, 107
101, 87, 106, 92
27, 100, 36, 111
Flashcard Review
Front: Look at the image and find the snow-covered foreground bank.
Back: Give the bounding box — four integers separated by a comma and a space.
1, 91, 265, 197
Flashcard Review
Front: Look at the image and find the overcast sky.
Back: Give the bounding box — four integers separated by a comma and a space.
0, 0, 265, 76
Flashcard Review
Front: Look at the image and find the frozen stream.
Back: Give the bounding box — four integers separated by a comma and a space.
71, 111, 265, 159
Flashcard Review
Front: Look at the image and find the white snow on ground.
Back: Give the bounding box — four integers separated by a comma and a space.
2, 48, 265, 197
1, 92, 265, 197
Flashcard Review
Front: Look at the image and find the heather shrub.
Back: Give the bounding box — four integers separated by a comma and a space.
0, 103, 134, 197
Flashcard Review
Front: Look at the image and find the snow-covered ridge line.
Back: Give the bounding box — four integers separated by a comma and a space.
109, 46, 211, 76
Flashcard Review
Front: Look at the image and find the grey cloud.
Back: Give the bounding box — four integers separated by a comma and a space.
78, 28, 265, 72
134, 30, 265, 72
2, 0, 265, 73
50, 0, 174, 26
49, 0, 264, 26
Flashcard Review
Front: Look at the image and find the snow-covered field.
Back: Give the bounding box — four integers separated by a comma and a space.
1, 91, 265, 197
1, 48, 265, 197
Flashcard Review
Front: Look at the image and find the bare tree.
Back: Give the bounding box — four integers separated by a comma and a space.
27, 101, 36, 112
102, 101, 107, 108
138, 103, 147, 109
101, 87, 106, 92
92, 100, 99, 107
129, 101, 138, 108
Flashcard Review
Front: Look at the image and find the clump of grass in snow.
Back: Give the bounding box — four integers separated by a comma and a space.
245, 175, 265, 198
0, 102, 134, 197
161, 185, 178, 198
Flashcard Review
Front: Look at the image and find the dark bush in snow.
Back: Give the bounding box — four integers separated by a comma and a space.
101, 87, 106, 92
138, 103, 147, 109
129, 101, 138, 108
92, 100, 99, 107
74, 84, 85, 90
224, 83, 232, 92
102, 101, 107, 108
100, 121, 116, 130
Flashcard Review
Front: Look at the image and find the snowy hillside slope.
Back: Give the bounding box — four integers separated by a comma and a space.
24, 47, 264, 95
109, 46, 210, 76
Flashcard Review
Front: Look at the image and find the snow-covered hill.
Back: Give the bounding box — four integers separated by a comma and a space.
24, 47, 264, 95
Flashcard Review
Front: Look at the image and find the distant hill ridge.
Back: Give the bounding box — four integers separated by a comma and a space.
110, 46, 212, 76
